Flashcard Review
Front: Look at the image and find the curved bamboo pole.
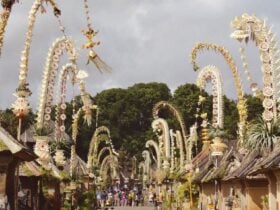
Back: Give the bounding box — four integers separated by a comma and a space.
86, 126, 118, 171
17, 0, 58, 93
196, 65, 224, 128
175, 130, 185, 172
0, 0, 15, 56
36, 37, 78, 130
152, 118, 171, 170
142, 150, 151, 180
153, 101, 187, 146
191, 42, 247, 143
54, 63, 76, 142
100, 154, 118, 180
145, 139, 161, 169
71, 105, 98, 178
55, 63, 92, 140
97, 146, 112, 164
170, 129, 176, 173
231, 13, 280, 122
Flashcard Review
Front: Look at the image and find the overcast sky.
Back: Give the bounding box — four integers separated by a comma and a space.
0, 0, 279, 109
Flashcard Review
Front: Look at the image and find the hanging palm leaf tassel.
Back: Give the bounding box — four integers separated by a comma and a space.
87, 50, 112, 73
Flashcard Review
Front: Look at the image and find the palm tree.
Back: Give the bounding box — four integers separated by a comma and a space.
244, 117, 280, 152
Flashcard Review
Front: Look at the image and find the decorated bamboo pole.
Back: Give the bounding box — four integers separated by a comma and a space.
191, 43, 247, 144
0, 0, 16, 56
196, 65, 224, 129
175, 130, 185, 171
86, 126, 117, 172
16, 0, 59, 98
231, 13, 280, 124
153, 101, 188, 159
152, 118, 171, 171
145, 139, 161, 169
81, 0, 111, 73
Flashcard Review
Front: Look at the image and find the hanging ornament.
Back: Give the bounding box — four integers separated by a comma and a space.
54, 149, 66, 167
87, 50, 112, 73
11, 96, 30, 119
238, 45, 260, 97
81, 0, 111, 73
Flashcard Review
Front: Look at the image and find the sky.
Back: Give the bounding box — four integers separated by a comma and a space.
0, 0, 280, 109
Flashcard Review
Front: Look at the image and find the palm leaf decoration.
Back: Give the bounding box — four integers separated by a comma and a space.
244, 117, 280, 152
208, 126, 229, 139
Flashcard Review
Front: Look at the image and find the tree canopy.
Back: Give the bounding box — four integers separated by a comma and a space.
0, 82, 263, 163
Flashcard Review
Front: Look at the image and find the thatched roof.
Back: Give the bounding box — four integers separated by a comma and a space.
249, 146, 280, 175
192, 147, 211, 167
64, 155, 88, 179
191, 148, 213, 183
19, 161, 42, 177
200, 147, 242, 182
20, 122, 72, 144
223, 149, 262, 181
0, 126, 36, 161
201, 149, 232, 183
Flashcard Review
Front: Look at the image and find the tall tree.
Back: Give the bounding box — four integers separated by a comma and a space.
245, 94, 263, 122
76, 82, 171, 160
0, 108, 35, 139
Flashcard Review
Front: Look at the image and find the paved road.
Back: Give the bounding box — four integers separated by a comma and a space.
112, 207, 154, 210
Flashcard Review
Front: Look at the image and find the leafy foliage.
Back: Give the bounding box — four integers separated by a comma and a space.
208, 126, 230, 139
62, 82, 261, 163
223, 96, 239, 138
0, 108, 35, 139
0, 82, 264, 173
171, 84, 213, 129
91, 82, 172, 158
244, 117, 280, 152
245, 94, 264, 122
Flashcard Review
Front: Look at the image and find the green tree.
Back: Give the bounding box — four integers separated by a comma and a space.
244, 117, 280, 152
223, 96, 239, 139
245, 94, 263, 122
0, 109, 35, 139
76, 82, 171, 160
171, 83, 212, 129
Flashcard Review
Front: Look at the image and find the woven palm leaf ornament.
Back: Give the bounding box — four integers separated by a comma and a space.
231, 14, 280, 123
82, 0, 111, 73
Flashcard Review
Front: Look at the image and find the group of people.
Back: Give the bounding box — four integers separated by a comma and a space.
96, 189, 144, 207
96, 188, 165, 209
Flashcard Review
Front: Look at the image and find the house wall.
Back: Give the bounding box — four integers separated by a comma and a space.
245, 179, 268, 210
20, 176, 40, 210
200, 182, 215, 210
220, 181, 244, 210
200, 179, 268, 210
266, 172, 277, 210
0, 172, 6, 194
273, 170, 280, 210
0, 151, 16, 210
